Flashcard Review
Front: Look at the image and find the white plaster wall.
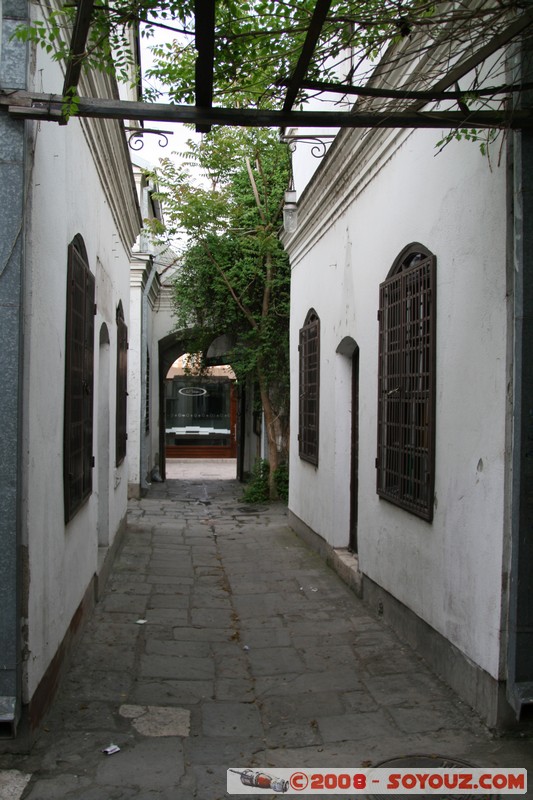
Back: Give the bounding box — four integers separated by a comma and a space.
152, 287, 176, 346
289, 128, 509, 679
22, 68, 136, 699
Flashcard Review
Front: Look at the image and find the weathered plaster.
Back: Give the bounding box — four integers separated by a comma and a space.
288, 126, 509, 691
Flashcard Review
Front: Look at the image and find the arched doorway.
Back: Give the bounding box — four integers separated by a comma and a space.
158, 332, 245, 481
164, 354, 238, 459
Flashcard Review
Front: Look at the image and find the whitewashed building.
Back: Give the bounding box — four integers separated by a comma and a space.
0, 4, 142, 734
128, 156, 178, 498
285, 47, 533, 727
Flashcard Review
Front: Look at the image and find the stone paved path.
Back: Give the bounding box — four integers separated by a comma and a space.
1, 462, 532, 799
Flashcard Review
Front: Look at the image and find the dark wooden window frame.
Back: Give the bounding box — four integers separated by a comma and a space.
299, 308, 320, 465
64, 235, 95, 523
116, 300, 128, 466
376, 243, 436, 521
145, 347, 150, 434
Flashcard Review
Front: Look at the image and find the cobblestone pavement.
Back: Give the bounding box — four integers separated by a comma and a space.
1, 461, 532, 799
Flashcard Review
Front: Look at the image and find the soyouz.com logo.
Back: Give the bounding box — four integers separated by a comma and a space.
227, 767, 527, 795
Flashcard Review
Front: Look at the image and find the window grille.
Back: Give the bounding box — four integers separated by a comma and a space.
376, 245, 436, 521
145, 348, 150, 434
299, 309, 320, 465
64, 237, 95, 522
116, 301, 128, 466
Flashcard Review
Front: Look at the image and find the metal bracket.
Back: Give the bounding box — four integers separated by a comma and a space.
124, 127, 174, 151
280, 133, 337, 158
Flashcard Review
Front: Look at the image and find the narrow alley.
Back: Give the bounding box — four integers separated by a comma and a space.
1, 462, 532, 800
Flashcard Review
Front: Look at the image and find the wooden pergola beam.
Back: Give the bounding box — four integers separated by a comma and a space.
427, 7, 533, 97
194, 0, 216, 133
62, 0, 96, 99
282, 0, 332, 113
279, 78, 533, 103
51, 0, 533, 138
4, 90, 533, 128
277, 7, 533, 122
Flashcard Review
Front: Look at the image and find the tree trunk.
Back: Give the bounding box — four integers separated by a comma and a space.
258, 377, 282, 500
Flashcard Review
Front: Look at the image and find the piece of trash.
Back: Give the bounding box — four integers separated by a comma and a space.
135, 619, 147, 625
310, 587, 318, 592
243, 645, 250, 651
230, 769, 288, 793
102, 744, 120, 755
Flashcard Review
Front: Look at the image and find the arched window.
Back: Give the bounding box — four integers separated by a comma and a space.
116, 301, 128, 466
376, 244, 436, 521
64, 235, 95, 522
299, 309, 320, 465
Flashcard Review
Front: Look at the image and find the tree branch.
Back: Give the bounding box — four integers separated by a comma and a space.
245, 156, 267, 224
262, 250, 272, 321
200, 240, 258, 330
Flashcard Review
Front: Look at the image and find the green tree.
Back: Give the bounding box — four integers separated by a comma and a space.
149, 127, 291, 498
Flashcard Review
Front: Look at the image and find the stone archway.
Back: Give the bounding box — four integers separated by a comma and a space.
158, 333, 189, 480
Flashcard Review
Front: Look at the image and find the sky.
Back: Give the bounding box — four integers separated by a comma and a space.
134, 24, 198, 168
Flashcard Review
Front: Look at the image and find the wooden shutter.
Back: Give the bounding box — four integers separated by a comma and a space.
116, 302, 128, 466
145, 348, 150, 434
299, 310, 320, 465
377, 251, 436, 520
64, 240, 95, 522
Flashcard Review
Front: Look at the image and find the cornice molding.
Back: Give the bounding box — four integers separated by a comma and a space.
32, 1, 142, 255
79, 69, 142, 253
285, 3, 509, 264
285, 125, 413, 266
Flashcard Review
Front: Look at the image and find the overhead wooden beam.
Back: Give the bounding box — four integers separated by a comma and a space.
195, 0, 216, 133
279, 78, 533, 103
279, 8, 533, 117
3, 90, 533, 129
427, 7, 533, 97
62, 0, 96, 99
282, 0, 332, 113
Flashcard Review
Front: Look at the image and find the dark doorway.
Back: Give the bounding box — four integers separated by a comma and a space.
336, 336, 360, 552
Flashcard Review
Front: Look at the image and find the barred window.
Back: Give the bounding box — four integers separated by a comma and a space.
299, 309, 320, 465
376, 244, 436, 521
145, 347, 150, 434
64, 236, 95, 522
116, 301, 128, 466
